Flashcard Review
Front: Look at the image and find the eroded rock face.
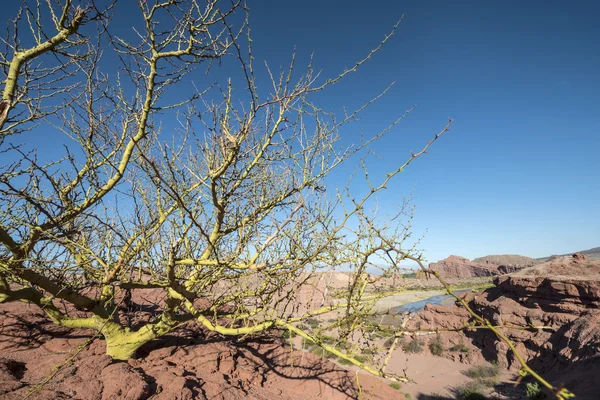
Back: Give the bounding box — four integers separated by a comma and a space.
428, 254, 536, 278
0, 358, 26, 394
428, 255, 494, 278
100, 363, 152, 400
572, 252, 588, 261
409, 255, 600, 397
472, 254, 541, 267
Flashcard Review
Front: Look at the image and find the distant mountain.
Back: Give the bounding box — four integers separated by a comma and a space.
537, 246, 600, 261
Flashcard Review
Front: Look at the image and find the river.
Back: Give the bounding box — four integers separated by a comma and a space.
392, 289, 472, 314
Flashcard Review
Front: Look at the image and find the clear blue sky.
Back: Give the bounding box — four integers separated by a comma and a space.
241, 0, 600, 262
5, 1, 599, 263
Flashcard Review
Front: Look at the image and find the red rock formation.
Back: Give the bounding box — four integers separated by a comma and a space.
428, 255, 493, 278
409, 255, 600, 398
572, 252, 588, 261
428, 255, 534, 278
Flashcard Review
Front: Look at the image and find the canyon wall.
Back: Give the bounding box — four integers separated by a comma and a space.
428, 254, 540, 278
409, 254, 600, 398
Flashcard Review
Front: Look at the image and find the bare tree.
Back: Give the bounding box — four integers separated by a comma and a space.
0, 2, 574, 397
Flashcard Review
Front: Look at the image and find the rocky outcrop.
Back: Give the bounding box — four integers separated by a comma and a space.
473, 254, 541, 267
428, 255, 495, 278
428, 254, 535, 278
409, 255, 600, 398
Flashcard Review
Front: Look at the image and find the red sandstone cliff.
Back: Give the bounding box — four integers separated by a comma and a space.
410, 254, 600, 398
428, 254, 539, 278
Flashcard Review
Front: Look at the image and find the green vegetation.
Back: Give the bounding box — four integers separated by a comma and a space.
337, 357, 353, 365
337, 277, 495, 298
389, 382, 402, 390
310, 346, 336, 359
353, 354, 366, 363
455, 362, 500, 399
384, 336, 400, 348
450, 342, 471, 353
465, 363, 501, 380
428, 335, 444, 356
525, 382, 546, 400
281, 329, 296, 339
366, 322, 395, 337
338, 353, 366, 365
375, 329, 395, 338
456, 381, 489, 399
448, 281, 495, 292
462, 393, 486, 400
402, 338, 424, 354
315, 334, 336, 345
361, 347, 376, 356
305, 318, 320, 329
469, 282, 496, 292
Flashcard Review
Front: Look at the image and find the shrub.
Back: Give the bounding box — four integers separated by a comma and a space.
355, 354, 366, 363
450, 343, 471, 353
337, 353, 365, 365
361, 347, 376, 356
297, 323, 310, 331
456, 381, 488, 399
402, 338, 424, 354
306, 318, 320, 329
428, 336, 444, 356
465, 363, 501, 379
311, 347, 336, 359
525, 382, 546, 400
320, 335, 337, 345
469, 377, 498, 389
338, 357, 353, 365
463, 393, 486, 400
281, 329, 296, 339
367, 321, 394, 338
389, 382, 402, 390
384, 335, 404, 347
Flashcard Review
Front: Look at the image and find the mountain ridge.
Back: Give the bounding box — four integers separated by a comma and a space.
537, 246, 600, 261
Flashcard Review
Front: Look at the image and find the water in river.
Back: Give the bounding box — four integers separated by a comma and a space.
393, 289, 472, 314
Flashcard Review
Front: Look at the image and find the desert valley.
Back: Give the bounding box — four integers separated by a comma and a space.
1, 248, 598, 400
1, 1, 598, 399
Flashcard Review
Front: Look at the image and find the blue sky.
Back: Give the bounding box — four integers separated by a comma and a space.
240, 0, 600, 262
5, 0, 599, 264
240, 1, 600, 261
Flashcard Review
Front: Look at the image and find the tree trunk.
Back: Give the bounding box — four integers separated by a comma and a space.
104, 329, 149, 360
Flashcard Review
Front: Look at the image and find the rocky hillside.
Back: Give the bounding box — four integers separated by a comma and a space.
409, 253, 600, 399
428, 254, 537, 278
472, 254, 541, 267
